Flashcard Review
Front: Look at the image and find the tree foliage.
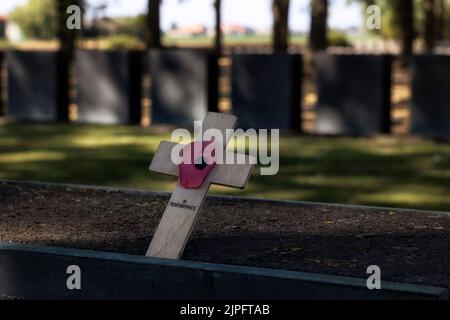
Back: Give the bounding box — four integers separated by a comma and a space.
361, 0, 449, 41
10, 0, 57, 39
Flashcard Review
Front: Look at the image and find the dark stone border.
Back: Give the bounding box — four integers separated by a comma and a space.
0, 243, 447, 300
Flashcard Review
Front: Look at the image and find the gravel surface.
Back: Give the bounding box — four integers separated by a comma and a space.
1, 180, 449, 288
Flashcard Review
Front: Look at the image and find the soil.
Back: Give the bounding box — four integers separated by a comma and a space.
1, 180, 449, 289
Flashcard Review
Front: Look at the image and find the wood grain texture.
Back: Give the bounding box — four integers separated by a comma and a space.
149, 141, 179, 176
198, 112, 237, 144
146, 181, 210, 259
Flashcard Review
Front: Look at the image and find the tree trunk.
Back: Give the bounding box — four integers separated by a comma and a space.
423, 0, 436, 53
214, 0, 222, 56
55, 0, 81, 122
397, 0, 415, 65
146, 0, 161, 49
56, 0, 80, 52
309, 0, 328, 51
436, 0, 445, 41
272, 0, 290, 53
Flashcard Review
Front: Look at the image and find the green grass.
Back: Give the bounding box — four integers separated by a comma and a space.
1, 123, 450, 211
162, 34, 307, 48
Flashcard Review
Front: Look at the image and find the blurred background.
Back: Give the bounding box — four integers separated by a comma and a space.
1, 1, 449, 52
0, 0, 449, 211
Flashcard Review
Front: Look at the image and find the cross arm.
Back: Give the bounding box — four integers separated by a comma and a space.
149, 141, 178, 176
149, 141, 255, 189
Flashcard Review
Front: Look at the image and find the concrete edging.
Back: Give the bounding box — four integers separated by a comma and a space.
0, 243, 448, 300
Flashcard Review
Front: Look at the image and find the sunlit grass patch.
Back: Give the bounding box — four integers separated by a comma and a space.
1, 123, 450, 212
0, 151, 66, 163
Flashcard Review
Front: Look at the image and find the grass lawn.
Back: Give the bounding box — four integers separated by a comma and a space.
1, 123, 449, 212
161, 34, 307, 48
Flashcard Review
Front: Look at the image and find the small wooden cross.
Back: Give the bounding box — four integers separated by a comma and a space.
147, 112, 255, 259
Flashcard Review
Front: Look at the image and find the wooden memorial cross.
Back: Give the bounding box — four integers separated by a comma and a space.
147, 112, 255, 259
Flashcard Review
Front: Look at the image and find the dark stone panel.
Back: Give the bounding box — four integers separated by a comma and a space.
7, 51, 60, 122
76, 50, 142, 125
412, 55, 450, 138
231, 53, 302, 130
150, 49, 218, 128
315, 54, 392, 136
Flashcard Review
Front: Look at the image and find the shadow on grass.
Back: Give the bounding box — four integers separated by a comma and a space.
1, 123, 450, 211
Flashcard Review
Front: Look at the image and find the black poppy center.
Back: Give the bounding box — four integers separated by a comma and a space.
194, 157, 208, 170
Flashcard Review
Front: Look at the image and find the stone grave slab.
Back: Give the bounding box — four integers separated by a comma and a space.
411, 55, 450, 138
7, 50, 60, 122
150, 49, 218, 128
231, 53, 302, 130
315, 53, 392, 136
76, 50, 142, 125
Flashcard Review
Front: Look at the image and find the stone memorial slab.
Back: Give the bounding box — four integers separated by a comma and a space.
76, 50, 142, 125
150, 49, 218, 128
411, 55, 450, 138
7, 50, 60, 122
315, 53, 392, 136
147, 112, 255, 259
231, 53, 302, 130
